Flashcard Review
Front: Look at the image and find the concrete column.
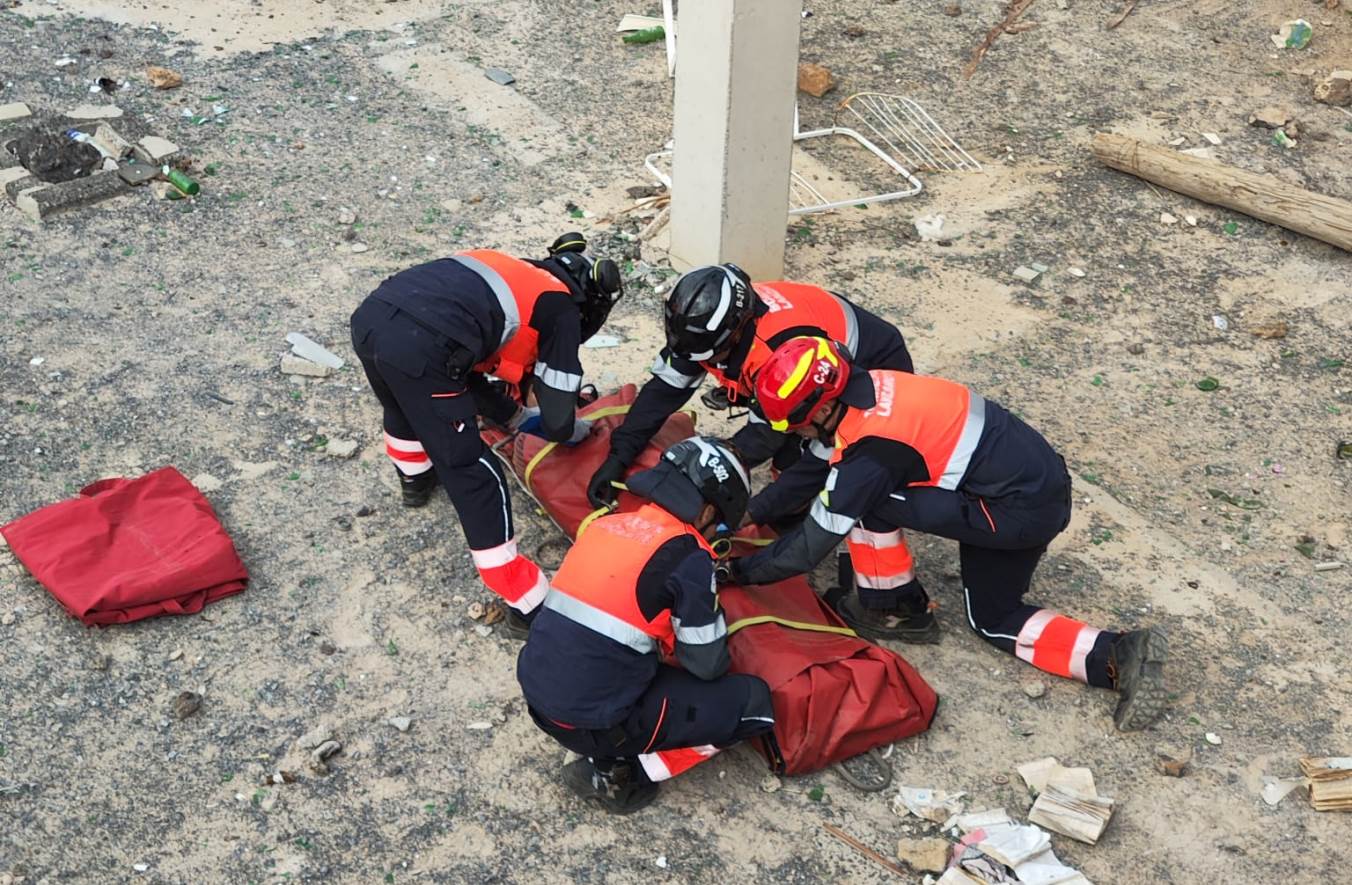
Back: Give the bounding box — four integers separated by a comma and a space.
668, 0, 801, 280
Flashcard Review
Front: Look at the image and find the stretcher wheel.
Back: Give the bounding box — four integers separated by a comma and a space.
833, 747, 893, 793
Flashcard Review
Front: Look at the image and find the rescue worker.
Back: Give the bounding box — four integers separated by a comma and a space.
586, 264, 914, 527
726, 337, 1170, 732
518, 437, 777, 813
350, 233, 622, 630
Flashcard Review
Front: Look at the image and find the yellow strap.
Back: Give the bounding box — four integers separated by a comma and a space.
575, 506, 611, 539
730, 535, 774, 547
520, 404, 698, 492
522, 403, 634, 491
725, 614, 858, 638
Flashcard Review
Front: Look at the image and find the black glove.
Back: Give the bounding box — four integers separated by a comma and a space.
586, 455, 626, 508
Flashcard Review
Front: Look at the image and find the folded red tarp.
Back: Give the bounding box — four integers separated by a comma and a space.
483, 390, 938, 774
1, 466, 248, 625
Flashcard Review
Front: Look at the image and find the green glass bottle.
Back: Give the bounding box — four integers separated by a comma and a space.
161, 165, 200, 196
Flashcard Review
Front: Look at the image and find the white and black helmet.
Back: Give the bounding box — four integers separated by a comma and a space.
626, 436, 750, 527
663, 264, 755, 361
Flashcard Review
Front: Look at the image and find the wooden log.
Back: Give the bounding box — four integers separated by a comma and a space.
1091, 133, 1352, 253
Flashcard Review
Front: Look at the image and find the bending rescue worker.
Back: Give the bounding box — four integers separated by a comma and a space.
727, 337, 1171, 732
587, 263, 913, 528
350, 234, 622, 632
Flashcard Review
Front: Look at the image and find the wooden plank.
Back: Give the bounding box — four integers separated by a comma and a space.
1091, 133, 1352, 253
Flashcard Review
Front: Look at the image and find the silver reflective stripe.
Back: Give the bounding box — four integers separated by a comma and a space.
831, 294, 860, 358
939, 391, 986, 490
452, 254, 520, 348
747, 409, 767, 425
543, 589, 656, 654
810, 497, 855, 535
672, 615, 727, 646
808, 438, 833, 461
534, 362, 582, 393
651, 354, 703, 390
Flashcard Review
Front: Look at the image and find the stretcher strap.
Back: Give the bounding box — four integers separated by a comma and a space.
725, 614, 858, 638
522, 404, 635, 491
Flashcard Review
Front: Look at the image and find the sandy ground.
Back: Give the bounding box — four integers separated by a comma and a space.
2, 0, 1350, 882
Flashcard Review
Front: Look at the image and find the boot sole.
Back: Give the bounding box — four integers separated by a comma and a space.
400, 493, 433, 508
837, 600, 942, 645
1114, 629, 1170, 732
562, 761, 658, 815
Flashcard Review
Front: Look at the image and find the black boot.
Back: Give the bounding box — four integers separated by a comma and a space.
398, 468, 438, 508
1109, 627, 1170, 731
502, 607, 532, 641
561, 758, 659, 815
837, 594, 941, 643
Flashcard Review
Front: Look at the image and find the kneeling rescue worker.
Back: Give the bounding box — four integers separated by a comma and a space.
350, 233, 622, 631
586, 263, 913, 526
727, 337, 1170, 731
518, 436, 777, 813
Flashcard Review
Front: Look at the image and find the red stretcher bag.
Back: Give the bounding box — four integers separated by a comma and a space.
482, 383, 697, 539
483, 388, 939, 774
1, 466, 249, 625
719, 575, 939, 775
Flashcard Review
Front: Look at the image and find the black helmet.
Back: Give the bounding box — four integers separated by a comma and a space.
664, 264, 754, 361
544, 232, 624, 341
626, 436, 750, 528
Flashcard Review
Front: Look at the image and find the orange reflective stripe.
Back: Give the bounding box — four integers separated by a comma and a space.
1023, 613, 1088, 679
846, 530, 915, 587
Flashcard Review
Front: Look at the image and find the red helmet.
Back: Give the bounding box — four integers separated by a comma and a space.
753, 337, 850, 431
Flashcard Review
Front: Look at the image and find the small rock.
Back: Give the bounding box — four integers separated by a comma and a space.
467, 193, 485, 204
1205, 732, 1222, 745
192, 473, 224, 493
1011, 266, 1041, 284
280, 355, 333, 378
467, 602, 486, 620
1212, 314, 1229, 331
387, 716, 412, 733
484, 67, 516, 86
324, 438, 359, 459
1068, 267, 1086, 278
655, 856, 668, 870
1201, 132, 1221, 146
1022, 681, 1046, 699
473, 624, 493, 638
337, 207, 356, 225
0, 101, 34, 122
1314, 70, 1352, 107
896, 837, 951, 874
626, 185, 660, 200
137, 135, 179, 163
1248, 106, 1293, 129
167, 649, 184, 662
466, 721, 493, 731
356, 505, 375, 518
297, 725, 333, 751
1160, 212, 1178, 225
67, 103, 123, 119
310, 740, 342, 773
342, 227, 357, 242
350, 242, 369, 254
844, 24, 868, 37
797, 62, 836, 98
133, 863, 149, 873
91, 654, 113, 671
1127, 342, 1146, 355
914, 213, 945, 241
760, 774, 782, 793
1155, 746, 1190, 777
259, 791, 279, 812
1184, 214, 1198, 226
1249, 320, 1288, 339
146, 65, 183, 89
0, 612, 13, 627
319, 640, 337, 655
29, 357, 45, 367
172, 691, 202, 719
943, 2, 962, 16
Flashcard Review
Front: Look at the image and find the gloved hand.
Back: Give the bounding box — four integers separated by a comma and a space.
586, 455, 627, 508
509, 405, 542, 435
564, 417, 593, 447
